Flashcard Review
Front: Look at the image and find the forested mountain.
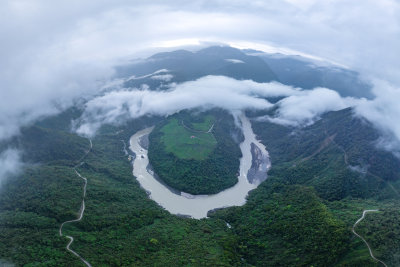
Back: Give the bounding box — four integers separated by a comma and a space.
116, 46, 278, 89
0, 46, 399, 266
257, 53, 373, 98
116, 46, 372, 99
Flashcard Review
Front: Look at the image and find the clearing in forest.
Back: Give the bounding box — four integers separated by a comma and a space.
160, 117, 216, 160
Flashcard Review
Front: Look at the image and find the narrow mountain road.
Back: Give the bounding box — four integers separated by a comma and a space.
121, 139, 128, 155
352, 210, 387, 267
206, 123, 214, 133
59, 139, 92, 267
181, 120, 215, 134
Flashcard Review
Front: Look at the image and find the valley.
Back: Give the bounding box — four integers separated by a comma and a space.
0, 46, 399, 266
130, 113, 269, 219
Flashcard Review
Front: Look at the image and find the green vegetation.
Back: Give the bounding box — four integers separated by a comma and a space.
211, 177, 349, 266
0, 117, 239, 266
189, 114, 215, 131
0, 137, 89, 266
355, 208, 400, 266
1, 107, 399, 266
252, 108, 400, 201
160, 118, 216, 160
149, 110, 242, 194
60, 132, 239, 266
250, 107, 400, 266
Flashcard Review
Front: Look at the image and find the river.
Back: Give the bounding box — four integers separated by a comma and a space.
129, 113, 270, 219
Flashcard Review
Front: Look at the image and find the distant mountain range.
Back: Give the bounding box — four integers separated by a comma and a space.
0, 45, 398, 267
117, 45, 372, 98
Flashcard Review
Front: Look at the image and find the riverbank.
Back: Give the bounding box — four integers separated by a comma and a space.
129, 113, 270, 219
247, 142, 271, 185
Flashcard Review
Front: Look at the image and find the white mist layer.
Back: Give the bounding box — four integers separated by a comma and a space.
77, 76, 310, 136
0, 149, 22, 186
76, 75, 400, 154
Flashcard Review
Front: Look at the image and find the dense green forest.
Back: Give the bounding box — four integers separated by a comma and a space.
148, 110, 242, 194
251, 108, 400, 201
355, 208, 400, 265
0, 114, 239, 266
211, 178, 349, 266
1, 107, 399, 266
249, 107, 400, 266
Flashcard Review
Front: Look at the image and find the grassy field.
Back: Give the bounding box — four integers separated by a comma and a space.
5, 108, 399, 266
187, 114, 215, 131
160, 118, 217, 160
149, 111, 241, 194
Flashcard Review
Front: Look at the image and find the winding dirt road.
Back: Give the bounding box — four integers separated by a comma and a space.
352, 210, 387, 267
59, 139, 92, 267
181, 120, 215, 134
121, 139, 128, 156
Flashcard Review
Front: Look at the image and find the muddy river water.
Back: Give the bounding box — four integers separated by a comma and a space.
129, 113, 270, 219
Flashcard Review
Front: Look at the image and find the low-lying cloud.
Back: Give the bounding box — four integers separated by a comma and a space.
76, 75, 355, 136
0, 0, 399, 183
76, 76, 290, 136
0, 149, 22, 187
1, 0, 399, 145
151, 74, 174, 82
356, 80, 400, 155
268, 88, 359, 126
76, 74, 400, 157
76, 76, 305, 136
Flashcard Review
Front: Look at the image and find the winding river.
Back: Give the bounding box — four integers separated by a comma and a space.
129, 113, 270, 219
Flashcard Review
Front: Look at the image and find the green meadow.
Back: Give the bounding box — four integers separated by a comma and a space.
160, 118, 216, 160
148, 111, 241, 194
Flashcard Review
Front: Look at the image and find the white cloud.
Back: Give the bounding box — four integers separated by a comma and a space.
0, 0, 399, 156
126, 69, 169, 82
225, 59, 245, 64
0, 149, 22, 186
355, 80, 400, 154
76, 76, 305, 136
76, 75, 364, 137
0, 0, 399, 140
151, 74, 174, 82
75, 74, 399, 155
269, 88, 360, 126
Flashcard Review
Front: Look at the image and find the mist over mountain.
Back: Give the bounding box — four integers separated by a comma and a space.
257, 52, 374, 99
74, 46, 398, 155
1, 1, 400, 266
117, 46, 278, 86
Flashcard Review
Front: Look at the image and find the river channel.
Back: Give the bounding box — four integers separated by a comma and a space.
129, 113, 270, 219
